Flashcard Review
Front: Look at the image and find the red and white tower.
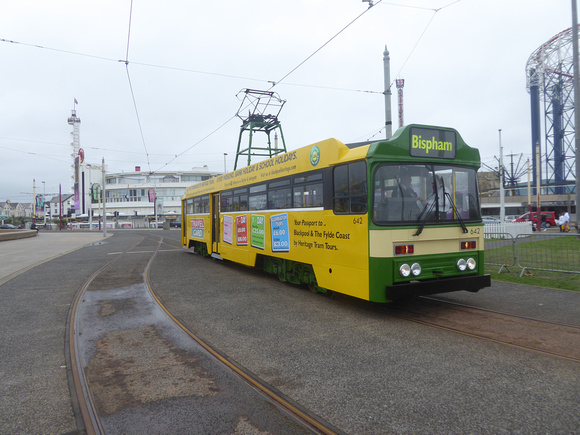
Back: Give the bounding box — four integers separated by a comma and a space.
396, 79, 405, 129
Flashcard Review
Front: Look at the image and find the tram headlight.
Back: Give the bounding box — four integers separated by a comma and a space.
467, 258, 476, 270
411, 263, 421, 276
399, 264, 411, 277
457, 258, 467, 271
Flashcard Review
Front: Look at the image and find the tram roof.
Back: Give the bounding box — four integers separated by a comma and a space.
366, 124, 481, 168
183, 124, 481, 198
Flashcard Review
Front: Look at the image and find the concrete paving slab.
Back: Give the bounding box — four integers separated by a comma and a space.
0, 231, 110, 285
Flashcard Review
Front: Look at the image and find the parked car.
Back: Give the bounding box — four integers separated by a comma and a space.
513, 211, 557, 227
0, 224, 18, 229
482, 216, 501, 223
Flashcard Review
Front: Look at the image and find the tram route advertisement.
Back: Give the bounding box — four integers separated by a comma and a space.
236, 215, 248, 246
271, 213, 290, 252
250, 215, 265, 249
224, 212, 360, 257
223, 215, 233, 244
191, 218, 205, 239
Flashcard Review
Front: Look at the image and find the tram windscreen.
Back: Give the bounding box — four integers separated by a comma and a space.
372, 164, 481, 224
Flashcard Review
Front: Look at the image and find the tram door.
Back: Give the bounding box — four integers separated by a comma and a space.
211, 193, 220, 254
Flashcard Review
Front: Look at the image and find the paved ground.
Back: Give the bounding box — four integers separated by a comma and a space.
0, 231, 110, 285
0, 231, 112, 433
1, 229, 578, 434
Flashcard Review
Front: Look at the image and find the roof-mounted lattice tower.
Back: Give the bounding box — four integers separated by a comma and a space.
526, 25, 578, 193
234, 89, 287, 170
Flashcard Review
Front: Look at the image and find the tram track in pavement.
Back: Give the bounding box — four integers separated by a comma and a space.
67, 232, 339, 435
368, 295, 580, 363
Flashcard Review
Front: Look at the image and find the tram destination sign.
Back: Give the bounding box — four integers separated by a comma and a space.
409, 127, 457, 159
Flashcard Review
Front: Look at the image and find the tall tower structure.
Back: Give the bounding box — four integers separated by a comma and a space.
383, 46, 393, 139
396, 78, 405, 129
526, 26, 578, 194
67, 107, 82, 214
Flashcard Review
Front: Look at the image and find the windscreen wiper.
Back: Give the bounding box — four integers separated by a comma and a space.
413, 199, 436, 236
445, 192, 468, 233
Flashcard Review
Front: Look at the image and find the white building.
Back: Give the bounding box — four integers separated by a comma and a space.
84, 166, 220, 228
46, 194, 75, 221
0, 201, 33, 218
64, 108, 220, 228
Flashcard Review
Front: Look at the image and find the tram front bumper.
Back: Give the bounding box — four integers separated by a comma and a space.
385, 274, 491, 301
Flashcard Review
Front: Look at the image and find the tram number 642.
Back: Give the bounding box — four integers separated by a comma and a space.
353, 217, 363, 225
470, 227, 480, 235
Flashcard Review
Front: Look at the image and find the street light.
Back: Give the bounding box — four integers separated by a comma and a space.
224, 153, 228, 173
42, 181, 46, 225
86, 165, 93, 231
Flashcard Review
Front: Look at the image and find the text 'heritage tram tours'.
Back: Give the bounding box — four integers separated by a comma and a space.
181, 124, 491, 303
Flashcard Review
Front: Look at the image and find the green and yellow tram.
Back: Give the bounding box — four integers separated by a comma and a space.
181, 124, 491, 303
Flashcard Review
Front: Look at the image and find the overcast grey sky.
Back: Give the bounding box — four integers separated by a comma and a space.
0, 0, 573, 202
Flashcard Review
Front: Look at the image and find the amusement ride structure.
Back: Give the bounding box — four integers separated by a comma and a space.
526, 25, 578, 193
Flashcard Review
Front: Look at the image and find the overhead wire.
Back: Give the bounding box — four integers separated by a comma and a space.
367, 0, 462, 140
122, 0, 152, 173
152, 114, 238, 173
0, 135, 233, 161
387, 0, 461, 79
1, 0, 459, 173
125, 2, 387, 173
0, 37, 118, 63
0, 143, 71, 164
269, 0, 383, 90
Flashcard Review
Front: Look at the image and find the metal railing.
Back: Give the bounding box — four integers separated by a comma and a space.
484, 232, 580, 276
484, 233, 516, 273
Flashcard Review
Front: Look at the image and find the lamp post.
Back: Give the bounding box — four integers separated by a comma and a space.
498, 129, 505, 222
224, 153, 228, 173
86, 165, 92, 231
102, 158, 107, 238
42, 181, 46, 225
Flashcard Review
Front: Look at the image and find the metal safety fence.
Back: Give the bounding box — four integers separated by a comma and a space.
484, 232, 580, 276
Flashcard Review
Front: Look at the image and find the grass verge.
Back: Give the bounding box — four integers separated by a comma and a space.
486, 264, 580, 292
485, 235, 580, 291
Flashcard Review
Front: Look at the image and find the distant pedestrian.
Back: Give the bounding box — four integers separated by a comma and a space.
558, 213, 565, 232
563, 211, 570, 232
541, 214, 547, 231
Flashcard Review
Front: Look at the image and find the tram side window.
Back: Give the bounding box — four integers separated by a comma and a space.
293, 183, 323, 207
267, 180, 291, 209
249, 184, 267, 210
292, 173, 323, 208
233, 188, 248, 211
186, 198, 194, 214
193, 195, 210, 213
221, 191, 233, 212
268, 187, 292, 209
333, 161, 367, 214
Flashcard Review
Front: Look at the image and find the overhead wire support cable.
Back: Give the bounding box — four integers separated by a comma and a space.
152, 115, 238, 173
125, 0, 134, 63
0, 38, 118, 63
270, 0, 383, 89
0, 37, 382, 95
121, 0, 152, 173
367, 0, 461, 141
